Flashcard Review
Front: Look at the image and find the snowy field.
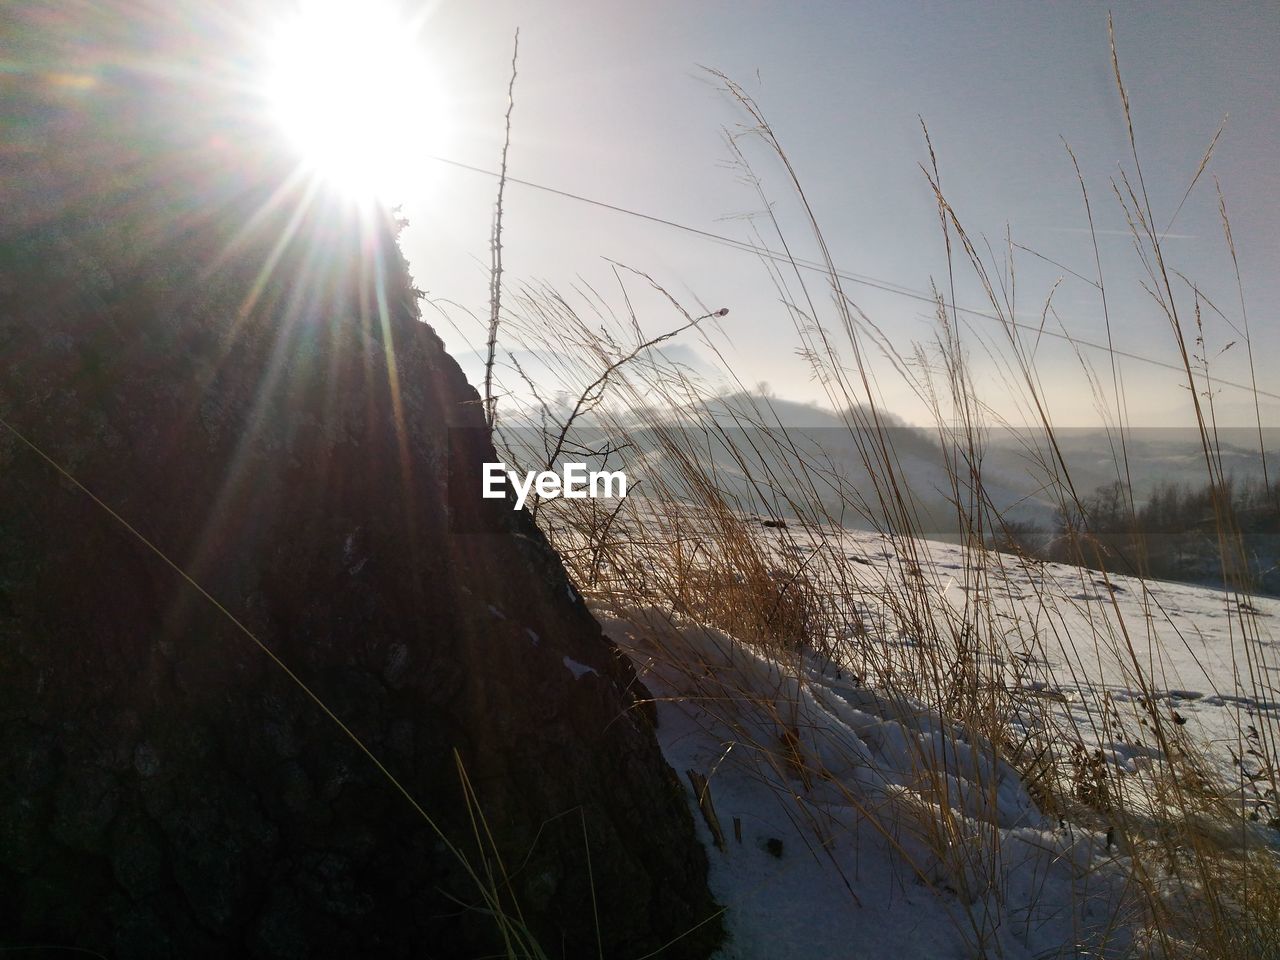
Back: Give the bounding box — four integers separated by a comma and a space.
588, 519, 1280, 959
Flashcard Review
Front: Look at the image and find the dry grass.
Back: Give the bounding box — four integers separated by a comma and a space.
434, 21, 1280, 958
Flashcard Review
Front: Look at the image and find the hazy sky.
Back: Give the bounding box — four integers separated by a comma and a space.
394, 1, 1278, 428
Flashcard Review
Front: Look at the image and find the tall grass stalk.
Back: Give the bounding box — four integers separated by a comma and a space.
439, 28, 1280, 957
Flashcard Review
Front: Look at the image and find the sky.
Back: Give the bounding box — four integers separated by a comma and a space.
390, 1, 1279, 428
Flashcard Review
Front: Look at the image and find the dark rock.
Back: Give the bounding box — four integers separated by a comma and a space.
0, 4, 721, 957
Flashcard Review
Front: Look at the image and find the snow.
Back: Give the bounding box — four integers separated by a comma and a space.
750, 523, 1278, 815
589, 520, 1280, 959
600, 606, 1134, 959
562, 656, 597, 679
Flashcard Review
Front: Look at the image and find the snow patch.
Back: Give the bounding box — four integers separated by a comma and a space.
598, 605, 1135, 960
562, 656, 597, 679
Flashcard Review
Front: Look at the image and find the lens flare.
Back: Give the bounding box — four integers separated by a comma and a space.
264, 0, 449, 203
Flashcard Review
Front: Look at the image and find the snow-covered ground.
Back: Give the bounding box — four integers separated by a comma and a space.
591, 521, 1280, 959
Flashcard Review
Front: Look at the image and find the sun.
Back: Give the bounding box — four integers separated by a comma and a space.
263, 0, 449, 203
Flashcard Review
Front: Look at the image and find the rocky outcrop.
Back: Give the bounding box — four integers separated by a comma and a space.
0, 5, 720, 957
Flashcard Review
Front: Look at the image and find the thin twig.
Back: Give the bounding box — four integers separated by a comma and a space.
485, 28, 519, 431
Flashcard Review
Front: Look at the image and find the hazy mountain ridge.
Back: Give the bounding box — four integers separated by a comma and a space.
497, 389, 1276, 541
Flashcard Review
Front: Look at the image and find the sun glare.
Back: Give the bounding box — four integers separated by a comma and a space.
264, 0, 448, 203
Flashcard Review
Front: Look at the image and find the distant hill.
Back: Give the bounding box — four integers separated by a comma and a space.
502, 390, 1277, 538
